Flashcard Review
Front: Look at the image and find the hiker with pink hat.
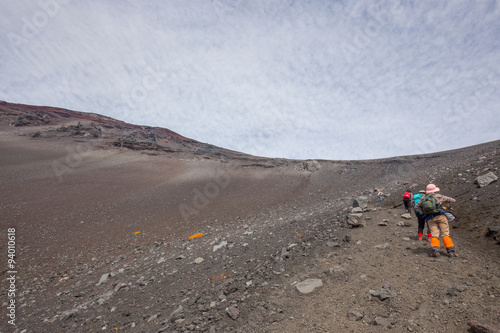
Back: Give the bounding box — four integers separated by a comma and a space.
415, 184, 458, 257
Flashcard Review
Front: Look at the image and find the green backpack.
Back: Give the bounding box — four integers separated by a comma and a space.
421, 194, 442, 215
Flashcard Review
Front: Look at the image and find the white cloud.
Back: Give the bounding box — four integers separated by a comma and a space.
1, 0, 499, 160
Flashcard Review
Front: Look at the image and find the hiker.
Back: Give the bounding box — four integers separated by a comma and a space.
377, 189, 383, 202
403, 189, 413, 215
413, 190, 431, 240
415, 184, 457, 257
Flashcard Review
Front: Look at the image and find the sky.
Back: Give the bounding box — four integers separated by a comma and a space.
1, 0, 499, 160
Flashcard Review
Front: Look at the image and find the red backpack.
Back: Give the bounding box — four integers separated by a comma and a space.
403, 191, 411, 199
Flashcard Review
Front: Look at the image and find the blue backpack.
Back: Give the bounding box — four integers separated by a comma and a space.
413, 193, 423, 206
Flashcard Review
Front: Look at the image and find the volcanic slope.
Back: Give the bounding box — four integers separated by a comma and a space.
0, 102, 499, 332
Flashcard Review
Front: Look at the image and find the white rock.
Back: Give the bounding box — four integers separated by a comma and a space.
295, 279, 323, 294
475, 172, 498, 188
213, 241, 228, 252
194, 257, 204, 264
351, 207, 363, 213
96, 273, 110, 286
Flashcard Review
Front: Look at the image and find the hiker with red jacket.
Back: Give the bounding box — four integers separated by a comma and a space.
403, 189, 413, 215
415, 184, 457, 257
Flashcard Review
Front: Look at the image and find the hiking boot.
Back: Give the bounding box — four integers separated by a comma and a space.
430, 252, 440, 257
447, 253, 459, 257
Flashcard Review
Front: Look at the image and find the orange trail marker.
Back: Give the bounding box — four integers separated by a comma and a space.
188, 233, 204, 239
132, 231, 141, 235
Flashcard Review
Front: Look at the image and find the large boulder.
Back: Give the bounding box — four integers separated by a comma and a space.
468, 314, 500, 333
485, 226, 500, 244
347, 217, 364, 228
352, 196, 369, 209
475, 172, 498, 188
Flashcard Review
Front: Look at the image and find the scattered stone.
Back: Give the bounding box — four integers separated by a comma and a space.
96, 273, 110, 286
401, 213, 412, 219
169, 305, 183, 323
59, 308, 79, 321
175, 255, 186, 260
97, 290, 114, 305
447, 285, 467, 297
347, 311, 364, 321
485, 226, 500, 240
297, 160, 320, 172
375, 243, 390, 249
330, 265, 346, 273
225, 306, 240, 320
403, 237, 411, 241
157, 324, 171, 332
295, 279, 323, 294
352, 207, 363, 213
474, 172, 498, 188
347, 217, 364, 228
147, 314, 159, 322
157, 257, 166, 264
378, 221, 388, 226
194, 257, 204, 264
373, 317, 391, 326
213, 241, 228, 252
370, 288, 397, 300
114, 283, 128, 292
326, 241, 340, 248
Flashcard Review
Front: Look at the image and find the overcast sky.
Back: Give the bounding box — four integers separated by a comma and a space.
1, 0, 499, 160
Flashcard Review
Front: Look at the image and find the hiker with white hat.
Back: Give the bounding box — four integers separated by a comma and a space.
414, 184, 457, 257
